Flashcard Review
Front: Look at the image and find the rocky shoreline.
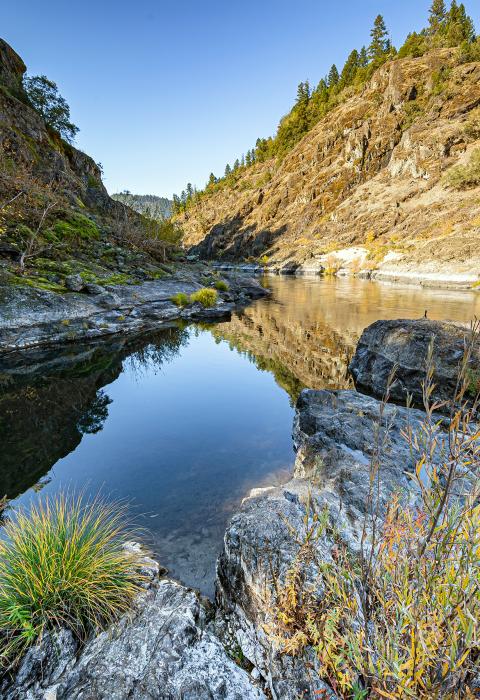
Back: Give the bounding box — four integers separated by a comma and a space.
3, 317, 474, 699
214, 261, 479, 291
0, 264, 269, 353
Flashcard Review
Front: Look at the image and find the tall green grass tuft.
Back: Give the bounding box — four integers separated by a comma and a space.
0, 494, 145, 668
190, 287, 218, 307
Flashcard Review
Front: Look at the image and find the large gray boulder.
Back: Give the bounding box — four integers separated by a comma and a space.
216, 389, 433, 700
349, 318, 479, 408
2, 548, 266, 700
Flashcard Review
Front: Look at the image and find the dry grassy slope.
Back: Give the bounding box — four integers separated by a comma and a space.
179, 49, 480, 282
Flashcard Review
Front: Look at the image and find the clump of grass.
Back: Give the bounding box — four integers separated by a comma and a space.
189, 287, 218, 308
0, 494, 145, 669
445, 148, 480, 189
171, 292, 189, 307
214, 279, 229, 292
323, 253, 341, 276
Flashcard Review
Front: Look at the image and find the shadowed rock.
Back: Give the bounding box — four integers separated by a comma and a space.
349, 318, 479, 408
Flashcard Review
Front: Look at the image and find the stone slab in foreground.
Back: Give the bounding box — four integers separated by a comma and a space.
216, 389, 435, 700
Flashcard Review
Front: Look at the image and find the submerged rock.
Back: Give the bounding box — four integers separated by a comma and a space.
349, 318, 479, 408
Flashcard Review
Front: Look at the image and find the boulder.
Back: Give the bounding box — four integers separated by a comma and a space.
349, 318, 479, 408
64, 274, 84, 292
83, 282, 104, 295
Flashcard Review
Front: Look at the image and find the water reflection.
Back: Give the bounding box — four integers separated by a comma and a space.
0, 328, 189, 500
211, 276, 480, 400
1, 276, 478, 595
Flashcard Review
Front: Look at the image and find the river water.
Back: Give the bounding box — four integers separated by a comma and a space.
1, 276, 479, 595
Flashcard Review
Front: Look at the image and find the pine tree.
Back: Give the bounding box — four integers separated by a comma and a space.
233, 158, 240, 170
224, 163, 231, 177
428, 0, 447, 35
444, 0, 475, 45
296, 81, 310, 104
207, 173, 216, 187
186, 183, 194, 200
246, 150, 252, 166
172, 194, 181, 214
339, 49, 360, 88
369, 15, 391, 61
241, 154, 245, 166
327, 64, 339, 87
359, 46, 368, 66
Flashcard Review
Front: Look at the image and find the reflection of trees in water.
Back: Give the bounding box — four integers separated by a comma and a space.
124, 328, 189, 380
76, 390, 112, 435
0, 327, 188, 501
210, 303, 354, 401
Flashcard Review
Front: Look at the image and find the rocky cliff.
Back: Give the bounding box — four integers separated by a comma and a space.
179, 50, 480, 285
0, 39, 118, 227
0, 38, 178, 297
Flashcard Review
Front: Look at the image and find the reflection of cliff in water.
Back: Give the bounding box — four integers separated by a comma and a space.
210, 289, 357, 401
0, 328, 188, 500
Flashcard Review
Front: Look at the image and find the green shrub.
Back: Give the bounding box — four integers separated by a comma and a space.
46, 213, 100, 242
0, 494, 144, 668
171, 292, 189, 307
445, 148, 480, 189
464, 108, 480, 141
189, 287, 218, 308
214, 280, 229, 291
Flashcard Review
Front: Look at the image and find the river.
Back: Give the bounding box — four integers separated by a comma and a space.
1, 276, 479, 595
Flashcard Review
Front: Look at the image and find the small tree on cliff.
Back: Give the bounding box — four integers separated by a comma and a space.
24, 75, 79, 143
327, 64, 339, 87
428, 0, 447, 37
368, 15, 391, 63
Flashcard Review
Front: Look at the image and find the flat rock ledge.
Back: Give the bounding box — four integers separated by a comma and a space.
0, 268, 269, 352
2, 546, 266, 700
349, 318, 479, 408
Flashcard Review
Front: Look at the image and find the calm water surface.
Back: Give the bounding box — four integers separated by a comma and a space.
1, 276, 479, 595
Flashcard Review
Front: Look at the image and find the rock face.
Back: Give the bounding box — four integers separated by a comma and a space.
178, 50, 480, 285
349, 318, 479, 407
216, 389, 432, 699
0, 269, 268, 351
2, 548, 266, 700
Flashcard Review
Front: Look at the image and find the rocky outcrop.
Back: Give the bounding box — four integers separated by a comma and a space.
2, 546, 266, 700
0, 268, 268, 352
178, 51, 480, 286
0, 39, 120, 222
349, 318, 479, 407
216, 389, 435, 699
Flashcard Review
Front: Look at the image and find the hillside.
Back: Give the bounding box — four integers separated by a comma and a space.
111, 192, 172, 220
178, 48, 480, 285
0, 39, 179, 294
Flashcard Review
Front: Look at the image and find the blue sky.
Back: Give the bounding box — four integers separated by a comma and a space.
3, 1, 479, 198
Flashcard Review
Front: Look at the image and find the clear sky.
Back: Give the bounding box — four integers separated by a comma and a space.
2, 1, 479, 198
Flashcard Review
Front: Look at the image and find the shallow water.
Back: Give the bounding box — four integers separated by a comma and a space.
1, 276, 479, 595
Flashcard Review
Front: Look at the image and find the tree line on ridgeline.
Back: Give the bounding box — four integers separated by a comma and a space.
172, 0, 479, 215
